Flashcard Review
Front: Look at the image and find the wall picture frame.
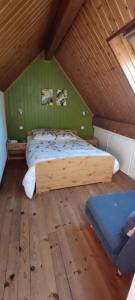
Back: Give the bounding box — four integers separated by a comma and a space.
56, 89, 68, 106
41, 89, 54, 105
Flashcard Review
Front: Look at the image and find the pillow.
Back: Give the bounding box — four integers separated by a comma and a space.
32, 128, 54, 136
32, 129, 56, 141
55, 130, 77, 140
32, 129, 77, 141
32, 128, 44, 135
123, 211, 135, 237
32, 135, 54, 141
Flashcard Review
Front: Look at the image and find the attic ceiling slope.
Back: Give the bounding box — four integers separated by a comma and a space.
0, 0, 59, 91
44, 0, 86, 60
56, 0, 135, 125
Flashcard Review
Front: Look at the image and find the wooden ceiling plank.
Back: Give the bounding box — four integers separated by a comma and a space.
126, 0, 135, 18
57, 38, 115, 116
1, 20, 48, 78
56, 38, 99, 107
71, 20, 108, 76
92, 0, 112, 36
0, 0, 27, 27
113, 0, 133, 24
63, 29, 110, 100
87, 3, 129, 108
0, 0, 37, 35
56, 0, 135, 125
2, 21, 47, 69
73, 40, 119, 106
106, 0, 125, 28
76, 10, 110, 71
0, 0, 48, 39
101, 0, 118, 33
67, 27, 108, 88
45, 0, 85, 60
1, 0, 135, 126
0, 1, 50, 58
0, 0, 51, 56
0, 0, 54, 90
0, 0, 11, 13
88, 2, 118, 67
79, 10, 112, 71
57, 28, 116, 115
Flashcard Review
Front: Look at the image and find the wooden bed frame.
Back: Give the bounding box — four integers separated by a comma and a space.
27, 131, 115, 193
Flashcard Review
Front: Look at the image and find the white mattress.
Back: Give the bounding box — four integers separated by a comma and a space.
22, 136, 119, 199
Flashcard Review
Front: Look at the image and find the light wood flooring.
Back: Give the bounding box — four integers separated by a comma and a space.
0, 160, 135, 300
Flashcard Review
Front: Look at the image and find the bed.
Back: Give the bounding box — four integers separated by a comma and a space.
22, 129, 119, 199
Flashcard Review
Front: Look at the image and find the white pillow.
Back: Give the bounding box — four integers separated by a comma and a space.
32, 129, 77, 141
32, 129, 56, 141
55, 130, 77, 140
33, 135, 54, 141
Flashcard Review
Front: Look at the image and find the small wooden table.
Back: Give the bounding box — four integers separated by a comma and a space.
83, 137, 98, 147
8, 142, 26, 160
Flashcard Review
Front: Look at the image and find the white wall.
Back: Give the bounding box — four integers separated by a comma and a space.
94, 126, 135, 179
0, 92, 7, 183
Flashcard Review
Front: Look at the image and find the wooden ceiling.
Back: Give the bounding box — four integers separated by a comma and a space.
56, 0, 135, 126
45, 0, 85, 60
0, 0, 85, 91
0, 0, 59, 91
1, 0, 135, 131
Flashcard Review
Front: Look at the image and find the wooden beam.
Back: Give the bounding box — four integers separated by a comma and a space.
107, 19, 135, 42
45, 0, 85, 60
93, 117, 135, 139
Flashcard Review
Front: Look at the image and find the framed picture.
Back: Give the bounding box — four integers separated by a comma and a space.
41, 89, 54, 105
56, 89, 68, 106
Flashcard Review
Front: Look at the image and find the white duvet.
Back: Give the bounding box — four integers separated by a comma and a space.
22, 136, 119, 199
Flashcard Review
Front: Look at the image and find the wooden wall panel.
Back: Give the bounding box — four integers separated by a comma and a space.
56, 0, 135, 125
0, 0, 59, 91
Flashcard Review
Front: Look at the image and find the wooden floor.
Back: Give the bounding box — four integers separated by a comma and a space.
0, 161, 135, 300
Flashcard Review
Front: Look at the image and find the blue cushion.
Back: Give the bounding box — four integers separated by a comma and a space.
86, 190, 135, 257
123, 211, 135, 235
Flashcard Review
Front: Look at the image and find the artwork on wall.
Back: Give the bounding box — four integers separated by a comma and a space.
41, 89, 54, 105
56, 89, 68, 106
41, 89, 68, 106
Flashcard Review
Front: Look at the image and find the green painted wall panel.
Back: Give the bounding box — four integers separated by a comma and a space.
5, 57, 93, 140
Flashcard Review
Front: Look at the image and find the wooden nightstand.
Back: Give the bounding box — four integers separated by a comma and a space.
8, 142, 26, 160
83, 137, 98, 147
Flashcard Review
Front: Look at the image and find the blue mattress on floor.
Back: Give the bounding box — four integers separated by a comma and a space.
86, 190, 135, 263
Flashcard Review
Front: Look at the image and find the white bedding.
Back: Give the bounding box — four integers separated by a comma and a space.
22, 135, 119, 199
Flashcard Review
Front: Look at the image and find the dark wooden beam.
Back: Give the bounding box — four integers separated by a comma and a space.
45, 0, 85, 60
93, 117, 135, 139
107, 18, 135, 42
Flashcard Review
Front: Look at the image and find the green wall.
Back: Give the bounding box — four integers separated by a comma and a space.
5, 57, 93, 140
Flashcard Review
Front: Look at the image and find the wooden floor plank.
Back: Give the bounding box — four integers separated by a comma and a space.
49, 231, 73, 300
83, 226, 132, 300
0, 162, 18, 300
17, 195, 31, 300
0, 161, 134, 300
57, 227, 113, 300
30, 204, 51, 300
3, 162, 22, 300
